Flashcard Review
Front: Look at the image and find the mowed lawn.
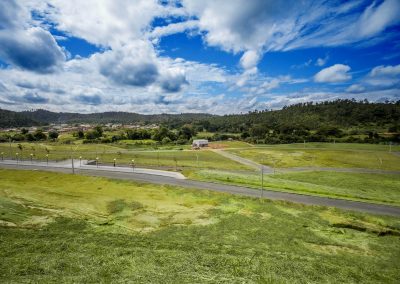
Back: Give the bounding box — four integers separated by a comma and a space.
0, 169, 400, 283
227, 144, 400, 171
189, 170, 400, 206
0, 143, 250, 170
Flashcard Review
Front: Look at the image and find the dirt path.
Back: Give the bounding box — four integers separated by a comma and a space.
212, 149, 273, 172
213, 149, 400, 175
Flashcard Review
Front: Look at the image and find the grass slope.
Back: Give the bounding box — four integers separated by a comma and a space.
0, 169, 400, 282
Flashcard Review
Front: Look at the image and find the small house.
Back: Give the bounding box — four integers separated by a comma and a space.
192, 139, 209, 148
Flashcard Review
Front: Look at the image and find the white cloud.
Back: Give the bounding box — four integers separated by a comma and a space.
239, 50, 261, 70
358, 0, 400, 38
316, 55, 329, 67
0, 0, 65, 73
1, 0, 399, 114
366, 64, 400, 87
314, 64, 352, 83
37, 0, 165, 48
182, 0, 400, 58
346, 84, 365, 93
370, 64, 400, 77
149, 20, 198, 42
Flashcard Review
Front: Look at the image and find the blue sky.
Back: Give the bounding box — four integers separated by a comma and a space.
0, 0, 399, 114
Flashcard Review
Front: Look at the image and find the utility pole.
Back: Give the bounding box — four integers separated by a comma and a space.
71, 156, 75, 174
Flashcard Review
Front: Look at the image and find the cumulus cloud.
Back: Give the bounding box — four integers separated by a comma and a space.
75, 94, 102, 105
37, 0, 174, 48
0, 0, 399, 113
22, 92, 49, 103
366, 64, 400, 87
314, 64, 352, 83
0, 28, 66, 73
239, 50, 261, 70
346, 84, 366, 93
0, 0, 26, 29
0, 0, 65, 73
159, 68, 188, 93
98, 42, 159, 87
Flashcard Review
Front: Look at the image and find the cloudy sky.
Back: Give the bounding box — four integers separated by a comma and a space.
0, 0, 399, 114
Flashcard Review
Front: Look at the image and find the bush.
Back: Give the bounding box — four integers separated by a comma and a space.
13, 133, 26, 141
48, 131, 59, 140
33, 130, 47, 141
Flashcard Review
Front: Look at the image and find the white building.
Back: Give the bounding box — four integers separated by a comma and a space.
192, 139, 209, 148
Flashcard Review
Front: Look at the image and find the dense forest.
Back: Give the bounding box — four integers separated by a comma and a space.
1, 100, 399, 144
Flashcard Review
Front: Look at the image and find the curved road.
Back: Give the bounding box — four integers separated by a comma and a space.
1, 163, 399, 217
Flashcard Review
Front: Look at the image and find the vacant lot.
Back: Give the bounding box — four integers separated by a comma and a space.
189, 170, 400, 206
0, 169, 399, 283
0, 142, 249, 170
227, 143, 400, 171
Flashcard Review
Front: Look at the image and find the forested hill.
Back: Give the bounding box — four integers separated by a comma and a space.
0, 109, 214, 128
0, 100, 399, 130
0, 109, 41, 128
203, 100, 400, 132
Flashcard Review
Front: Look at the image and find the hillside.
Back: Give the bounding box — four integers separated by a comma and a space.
0, 109, 40, 128
0, 109, 214, 127
1, 100, 399, 131
204, 100, 400, 132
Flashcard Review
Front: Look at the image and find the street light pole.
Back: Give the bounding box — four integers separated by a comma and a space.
71, 156, 75, 174
30, 153, 33, 163
79, 156, 82, 167
261, 165, 264, 198
46, 154, 49, 166
131, 159, 135, 172
9, 137, 12, 160
16, 153, 19, 164
113, 158, 116, 167
96, 157, 99, 168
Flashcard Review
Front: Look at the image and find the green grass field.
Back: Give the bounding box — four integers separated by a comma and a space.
188, 170, 400, 206
0, 169, 399, 282
0, 142, 250, 171
228, 143, 400, 171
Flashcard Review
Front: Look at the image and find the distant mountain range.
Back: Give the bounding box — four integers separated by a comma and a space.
1, 99, 399, 130
0, 108, 215, 128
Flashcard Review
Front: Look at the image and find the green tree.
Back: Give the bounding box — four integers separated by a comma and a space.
33, 130, 47, 141
48, 131, 59, 140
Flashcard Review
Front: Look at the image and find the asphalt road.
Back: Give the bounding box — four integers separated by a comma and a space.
1, 163, 400, 217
